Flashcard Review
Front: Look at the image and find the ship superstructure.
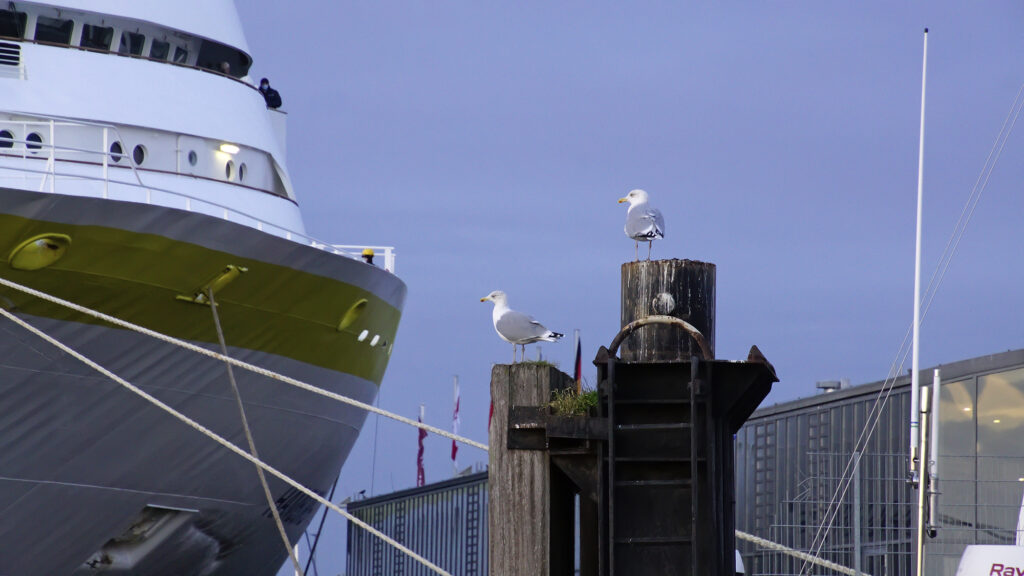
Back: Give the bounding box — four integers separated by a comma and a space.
0, 2, 404, 575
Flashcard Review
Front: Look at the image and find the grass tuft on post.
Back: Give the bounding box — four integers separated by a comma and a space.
549, 387, 598, 416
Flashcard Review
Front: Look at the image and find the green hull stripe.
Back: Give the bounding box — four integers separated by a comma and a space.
0, 213, 401, 384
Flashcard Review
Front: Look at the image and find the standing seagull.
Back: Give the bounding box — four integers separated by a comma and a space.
480, 290, 563, 363
618, 189, 665, 261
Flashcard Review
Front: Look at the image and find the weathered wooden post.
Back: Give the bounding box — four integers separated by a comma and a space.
489, 364, 575, 576
620, 259, 715, 362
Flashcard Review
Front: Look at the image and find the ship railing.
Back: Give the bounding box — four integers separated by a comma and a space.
0, 117, 397, 272
330, 245, 396, 273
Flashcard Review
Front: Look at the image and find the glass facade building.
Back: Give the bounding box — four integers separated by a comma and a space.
346, 471, 488, 576
735, 349, 1024, 576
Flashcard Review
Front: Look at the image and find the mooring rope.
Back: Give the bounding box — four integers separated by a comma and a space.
0, 306, 452, 576
208, 289, 304, 576
736, 530, 869, 576
0, 275, 487, 452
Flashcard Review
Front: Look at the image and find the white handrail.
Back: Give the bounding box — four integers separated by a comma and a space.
0, 116, 397, 272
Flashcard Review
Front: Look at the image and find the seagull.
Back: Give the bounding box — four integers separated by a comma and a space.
480, 290, 563, 363
618, 189, 665, 261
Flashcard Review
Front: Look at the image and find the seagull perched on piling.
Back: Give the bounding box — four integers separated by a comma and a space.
480, 290, 563, 363
618, 189, 665, 261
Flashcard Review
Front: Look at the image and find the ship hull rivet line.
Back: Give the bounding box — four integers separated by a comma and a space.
0, 275, 487, 452
207, 288, 305, 576
0, 305, 453, 576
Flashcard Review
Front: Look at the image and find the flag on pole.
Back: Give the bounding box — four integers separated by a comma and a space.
416, 404, 426, 487
573, 329, 582, 394
451, 376, 460, 475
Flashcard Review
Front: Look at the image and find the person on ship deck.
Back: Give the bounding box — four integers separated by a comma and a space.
259, 78, 282, 109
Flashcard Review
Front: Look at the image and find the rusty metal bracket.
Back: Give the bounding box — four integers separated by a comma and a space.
608, 314, 712, 360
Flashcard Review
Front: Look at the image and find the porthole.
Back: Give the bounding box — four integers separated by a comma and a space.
0, 130, 12, 149
132, 144, 146, 165
109, 141, 123, 163
26, 132, 42, 152
225, 160, 234, 181
238, 162, 247, 182
187, 150, 197, 166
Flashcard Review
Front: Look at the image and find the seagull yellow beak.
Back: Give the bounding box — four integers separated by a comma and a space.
480, 297, 488, 302
618, 197, 628, 204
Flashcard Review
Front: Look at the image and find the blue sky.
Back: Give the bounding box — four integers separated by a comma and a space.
239, 2, 1024, 573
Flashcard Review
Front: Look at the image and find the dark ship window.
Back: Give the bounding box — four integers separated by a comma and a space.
173, 45, 189, 64
225, 160, 234, 181
187, 150, 197, 166
35, 16, 73, 45
239, 163, 247, 181
81, 24, 113, 50
132, 144, 146, 165
0, 10, 27, 40
109, 141, 123, 163
25, 132, 42, 152
196, 40, 252, 78
118, 31, 145, 56
0, 130, 13, 149
149, 39, 169, 61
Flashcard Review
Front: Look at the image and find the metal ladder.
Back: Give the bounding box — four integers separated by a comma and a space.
392, 499, 406, 575
465, 483, 482, 576
604, 359, 696, 574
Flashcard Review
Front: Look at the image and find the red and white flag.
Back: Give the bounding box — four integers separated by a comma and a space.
451, 376, 460, 474
416, 404, 426, 487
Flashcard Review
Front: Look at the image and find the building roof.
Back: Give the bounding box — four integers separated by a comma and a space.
346, 471, 488, 511
749, 348, 1024, 421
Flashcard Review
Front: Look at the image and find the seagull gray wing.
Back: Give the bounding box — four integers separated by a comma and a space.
495, 309, 556, 344
625, 206, 665, 240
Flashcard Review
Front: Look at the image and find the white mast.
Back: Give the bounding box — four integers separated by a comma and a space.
909, 27, 929, 484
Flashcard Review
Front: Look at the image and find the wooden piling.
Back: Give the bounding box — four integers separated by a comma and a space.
488, 363, 575, 576
620, 259, 715, 362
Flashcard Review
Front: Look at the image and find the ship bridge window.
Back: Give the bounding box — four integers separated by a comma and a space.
196, 40, 252, 78
118, 31, 145, 56
149, 39, 169, 61
132, 144, 146, 165
81, 24, 114, 51
0, 130, 13, 149
0, 10, 27, 40
35, 16, 73, 46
